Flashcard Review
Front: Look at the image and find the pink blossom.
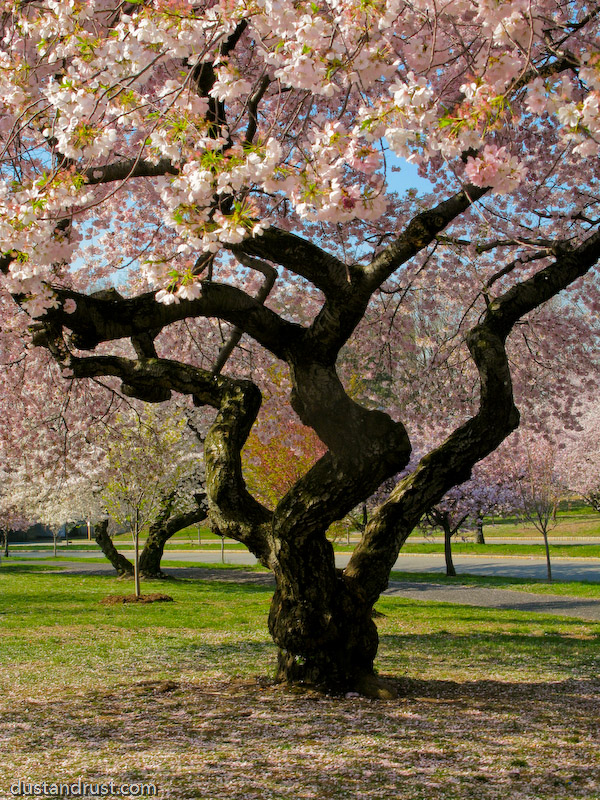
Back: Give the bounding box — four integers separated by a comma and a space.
155, 289, 180, 305
465, 145, 527, 193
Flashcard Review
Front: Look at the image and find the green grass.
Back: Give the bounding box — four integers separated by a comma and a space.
4, 567, 597, 683
478, 510, 600, 538
0, 568, 599, 799
400, 542, 600, 557
10, 538, 600, 558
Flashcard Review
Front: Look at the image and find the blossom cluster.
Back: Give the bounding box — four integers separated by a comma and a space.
0, 0, 596, 310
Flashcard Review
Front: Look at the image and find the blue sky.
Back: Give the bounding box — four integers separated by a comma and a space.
386, 151, 434, 196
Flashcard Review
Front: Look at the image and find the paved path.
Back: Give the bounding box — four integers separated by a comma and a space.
10, 548, 600, 582
157, 549, 600, 583
28, 561, 600, 622
19, 548, 600, 583
380, 553, 600, 583
383, 580, 600, 621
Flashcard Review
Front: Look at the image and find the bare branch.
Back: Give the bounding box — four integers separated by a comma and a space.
212, 252, 277, 375
363, 185, 489, 290
37, 282, 302, 360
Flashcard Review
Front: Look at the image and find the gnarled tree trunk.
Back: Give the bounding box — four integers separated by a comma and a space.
269, 575, 379, 692
94, 519, 134, 577
139, 504, 207, 578
94, 502, 208, 579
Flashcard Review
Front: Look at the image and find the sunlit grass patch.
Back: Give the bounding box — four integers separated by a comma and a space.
375, 597, 600, 683
400, 541, 600, 557
1, 570, 600, 799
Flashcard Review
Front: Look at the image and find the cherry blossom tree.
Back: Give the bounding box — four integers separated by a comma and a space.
1, 1, 600, 694
510, 435, 563, 582
98, 404, 204, 595
557, 402, 600, 512
0, 325, 207, 576
91, 402, 208, 579
422, 498, 469, 578
416, 443, 521, 574
6, 465, 86, 555
0, 498, 29, 558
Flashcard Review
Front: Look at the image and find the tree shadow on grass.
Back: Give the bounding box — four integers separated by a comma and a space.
2, 670, 600, 800
0, 563, 62, 574
377, 624, 600, 685
2, 578, 600, 797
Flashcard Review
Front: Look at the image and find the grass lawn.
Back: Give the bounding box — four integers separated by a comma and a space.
399, 542, 600, 557
1, 565, 599, 799
480, 510, 600, 538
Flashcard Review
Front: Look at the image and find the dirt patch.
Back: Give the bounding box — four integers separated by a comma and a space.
134, 679, 180, 694
99, 593, 174, 605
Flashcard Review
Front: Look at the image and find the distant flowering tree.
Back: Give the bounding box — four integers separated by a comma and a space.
0, 335, 208, 578
421, 445, 521, 576
557, 403, 600, 513
7, 467, 88, 556
511, 435, 562, 582
0, 493, 29, 558
99, 405, 204, 597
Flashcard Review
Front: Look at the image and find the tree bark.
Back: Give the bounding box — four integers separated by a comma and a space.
268, 537, 381, 694
443, 521, 457, 577
475, 521, 486, 544
137, 525, 173, 578
138, 505, 207, 578
585, 493, 600, 514
542, 530, 553, 582
94, 519, 134, 577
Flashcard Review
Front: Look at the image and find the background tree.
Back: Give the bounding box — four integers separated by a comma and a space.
419, 445, 521, 575
1, 1, 600, 694
0, 328, 208, 577
94, 404, 209, 579
242, 366, 326, 509
99, 406, 199, 597
557, 402, 600, 513
0, 501, 29, 559
7, 467, 85, 556
422, 497, 469, 578
511, 436, 563, 583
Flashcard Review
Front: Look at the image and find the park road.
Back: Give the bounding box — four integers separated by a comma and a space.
12, 548, 600, 583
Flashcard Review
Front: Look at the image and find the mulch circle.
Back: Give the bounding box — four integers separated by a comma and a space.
99, 593, 174, 605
